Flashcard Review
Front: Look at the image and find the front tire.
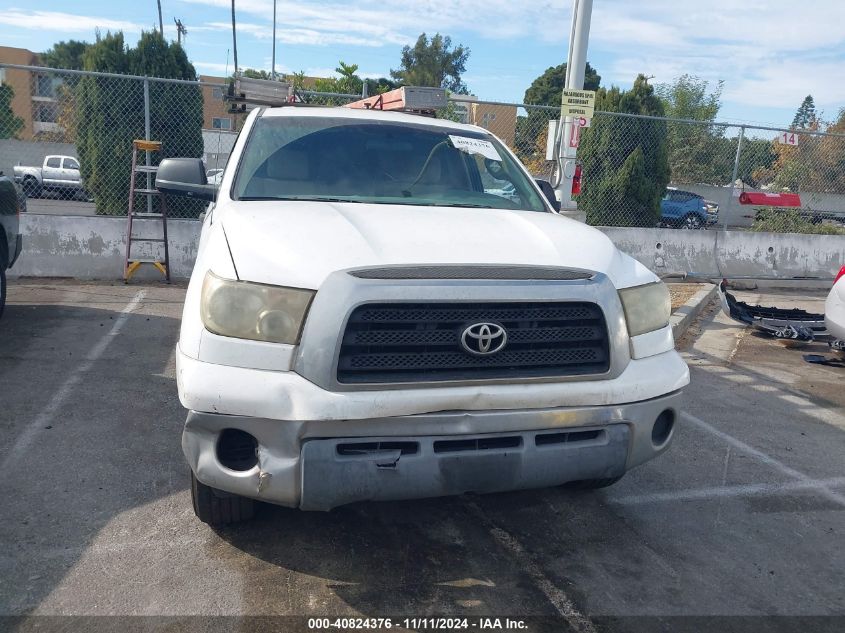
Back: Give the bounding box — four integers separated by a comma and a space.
190, 472, 255, 525
22, 177, 41, 198
680, 213, 703, 230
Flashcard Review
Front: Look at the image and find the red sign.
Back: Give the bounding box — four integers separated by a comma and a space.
738, 192, 802, 207
569, 123, 581, 149
568, 117, 591, 149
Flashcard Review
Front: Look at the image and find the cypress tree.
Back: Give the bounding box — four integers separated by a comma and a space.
76, 31, 204, 216
578, 75, 670, 226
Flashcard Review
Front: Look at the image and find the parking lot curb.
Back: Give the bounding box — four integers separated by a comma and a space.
671, 283, 718, 342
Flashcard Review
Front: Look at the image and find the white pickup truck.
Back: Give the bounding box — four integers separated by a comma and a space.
13, 155, 84, 198
156, 106, 690, 525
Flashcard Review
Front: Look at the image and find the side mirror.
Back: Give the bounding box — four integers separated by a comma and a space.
156, 158, 216, 201
535, 179, 561, 212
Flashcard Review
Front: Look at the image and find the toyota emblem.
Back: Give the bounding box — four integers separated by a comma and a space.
460, 322, 508, 356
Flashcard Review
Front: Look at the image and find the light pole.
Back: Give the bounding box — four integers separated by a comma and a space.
231, 0, 239, 75
156, 0, 163, 36
556, 0, 593, 222
271, 0, 277, 79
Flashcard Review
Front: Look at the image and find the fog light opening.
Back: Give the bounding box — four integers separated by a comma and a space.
216, 428, 259, 471
652, 410, 675, 447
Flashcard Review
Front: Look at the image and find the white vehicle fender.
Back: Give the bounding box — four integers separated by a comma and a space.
179, 222, 239, 359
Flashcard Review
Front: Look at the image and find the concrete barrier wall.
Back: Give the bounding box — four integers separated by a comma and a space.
8, 214, 199, 280
8, 214, 845, 282
602, 227, 845, 279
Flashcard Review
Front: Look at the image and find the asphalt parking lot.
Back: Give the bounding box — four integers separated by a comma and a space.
1, 280, 843, 631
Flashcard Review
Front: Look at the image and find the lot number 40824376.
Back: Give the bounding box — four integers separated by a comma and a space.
779, 132, 799, 146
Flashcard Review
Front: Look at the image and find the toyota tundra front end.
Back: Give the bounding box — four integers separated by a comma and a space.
163, 106, 689, 524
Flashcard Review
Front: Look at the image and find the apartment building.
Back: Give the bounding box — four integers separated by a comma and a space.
199, 75, 235, 131
470, 102, 518, 148
0, 46, 62, 140
0, 51, 245, 140
451, 96, 518, 147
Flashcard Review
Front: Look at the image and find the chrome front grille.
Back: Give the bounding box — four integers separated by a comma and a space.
336, 301, 610, 384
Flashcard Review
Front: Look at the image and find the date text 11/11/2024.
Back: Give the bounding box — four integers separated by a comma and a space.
308, 617, 529, 630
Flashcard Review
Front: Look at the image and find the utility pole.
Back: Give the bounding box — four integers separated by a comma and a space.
156, 0, 164, 36
271, 0, 277, 79
557, 0, 593, 222
174, 18, 187, 46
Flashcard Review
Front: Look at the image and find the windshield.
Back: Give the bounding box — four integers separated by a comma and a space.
232, 116, 548, 212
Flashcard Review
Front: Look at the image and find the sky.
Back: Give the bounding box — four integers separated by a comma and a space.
1, 0, 844, 128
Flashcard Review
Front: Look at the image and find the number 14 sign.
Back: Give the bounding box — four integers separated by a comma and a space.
778, 131, 799, 146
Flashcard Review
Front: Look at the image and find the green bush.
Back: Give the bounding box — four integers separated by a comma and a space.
750, 207, 845, 235
579, 75, 670, 227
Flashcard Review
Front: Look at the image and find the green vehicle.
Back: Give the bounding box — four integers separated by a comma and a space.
0, 173, 24, 318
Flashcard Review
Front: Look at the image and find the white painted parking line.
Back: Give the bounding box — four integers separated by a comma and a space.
610, 477, 845, 506
0, 290, 147, 475
682, 412, 845, 507
465, 501, 597, 633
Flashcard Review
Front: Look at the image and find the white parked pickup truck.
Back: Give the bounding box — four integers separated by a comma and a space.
13, 155, 84, 198
156, 106, 690, 525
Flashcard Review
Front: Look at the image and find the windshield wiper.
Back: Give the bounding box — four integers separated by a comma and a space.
298, 197, 364, 203
391, 201, 497, 209
238, 196, 363, 203
432, 203, 495, 209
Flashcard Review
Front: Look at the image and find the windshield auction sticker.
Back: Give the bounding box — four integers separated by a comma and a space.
449, 135, 502, 162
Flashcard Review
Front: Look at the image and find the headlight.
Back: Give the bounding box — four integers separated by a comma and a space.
200, 271, 315, 344
618, 282, 671, 337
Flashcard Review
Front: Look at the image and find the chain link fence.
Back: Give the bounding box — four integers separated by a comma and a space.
484, 102, 845, 234
0, 65, 215, 218
2, 63, 844, 232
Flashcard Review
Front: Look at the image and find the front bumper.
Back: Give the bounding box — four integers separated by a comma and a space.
176, 344, 689, 421
182, 391, 682, 511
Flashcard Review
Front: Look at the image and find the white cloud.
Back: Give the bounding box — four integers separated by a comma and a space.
722, 58, 845, 111
8, 0, 844, 117
298, 66, 388, 80
592, 0, 845, 110
192, 61, 234, 73
181, 0, 568, 45
0, 9, 141, 33
198, 22, 393, 47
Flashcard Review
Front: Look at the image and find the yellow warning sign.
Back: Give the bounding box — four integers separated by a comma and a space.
561, 89, 596, 117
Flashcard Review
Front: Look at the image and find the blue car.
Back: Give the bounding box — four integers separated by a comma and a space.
660, 189, 711, 229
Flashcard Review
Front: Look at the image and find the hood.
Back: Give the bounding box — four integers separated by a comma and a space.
221, 201, 655, 289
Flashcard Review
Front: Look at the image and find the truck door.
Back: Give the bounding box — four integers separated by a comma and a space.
62, 157, 81, 187
43, 156, 62, 186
